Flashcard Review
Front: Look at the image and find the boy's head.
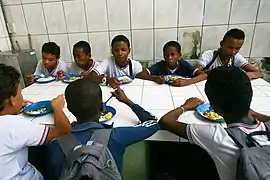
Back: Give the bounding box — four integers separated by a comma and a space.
220, 28, 245, 58
163, 41, 182, 69
73, 41, 91, 69
111, 35, 130, 66
42, 42, 60, 71
65, 78, 102, 123
205, 67, 252, 123
0, 64, 23, 115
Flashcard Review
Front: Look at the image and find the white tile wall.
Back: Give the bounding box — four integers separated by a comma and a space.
3, 0, 21, 5
68, 33, 88, 60
204, 0, 230, 25
251, 23, 270, 57
88, 32, 110, 61
132, 29, 153, 60
11, 36, 30, 50
130, 0, 153, 29
22, 0, 41, 3
155, 0, 178, 28
257, 0, 270, 23
30, 35, 49, 60
49, 34, 71, 62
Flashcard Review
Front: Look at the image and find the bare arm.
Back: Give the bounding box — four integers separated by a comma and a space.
87, 71, 104, 84
172, 70, 207, 87
250, 109, 270, 122
243, 64, 263, 79
136, 70, 165, 84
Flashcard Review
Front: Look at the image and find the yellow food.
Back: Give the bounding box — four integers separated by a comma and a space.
27, 107, 46, 115
104, 112, 113, 120
121, 77, 131, 82
69, 77, 80, 81
204, 111, 222, 120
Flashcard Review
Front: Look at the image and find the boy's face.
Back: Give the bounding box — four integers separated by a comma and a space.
112, 41, 130, 66
6, 84, 23, 115
220, 37, 244, 58
42, 52, 59, 70
164, 46, 181, 69
73, 48, 90, 69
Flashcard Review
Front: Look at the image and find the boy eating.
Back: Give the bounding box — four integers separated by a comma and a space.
136, 41, 207, 87
160, 66, 270, 180
88, 35, 142, 88
27, 42, 69, 84
197, 28, 263, 79
0, 63, 71, 179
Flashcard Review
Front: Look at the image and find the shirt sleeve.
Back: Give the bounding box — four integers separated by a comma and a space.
146, 61, 163, 75
132, 61, 143, 76
93, 59, 109, 75
198, 50, 214, 68
180, 60, 197, 77
34, 60, 44, 75
12, 118, 50, 151
233, 53, 248, 68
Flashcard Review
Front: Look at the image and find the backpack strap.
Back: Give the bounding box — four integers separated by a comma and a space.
225, 128, 249, 149
57, 133, 81, 157
128, 59, 133, 76
89, 129, 112, 147
231, 55, 235, 67
203, 50, 219, 70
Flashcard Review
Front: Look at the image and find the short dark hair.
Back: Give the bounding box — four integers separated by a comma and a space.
223, 28, 245, 41
163, 41, 181, 54
111, 35, 130, 48
73, 41, 91, 55
65, 78, 102, 122
205, 67, 252, 121
0, 64, 21, 111
42, 42, 60, 58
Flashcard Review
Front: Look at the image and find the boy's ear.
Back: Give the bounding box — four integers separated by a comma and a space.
220, 40, 223, 47
8, 96, 16, 107
178, 52, 182, 58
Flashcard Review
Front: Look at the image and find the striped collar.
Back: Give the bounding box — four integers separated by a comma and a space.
227, 119, 261, 130
80, 59, 95, 72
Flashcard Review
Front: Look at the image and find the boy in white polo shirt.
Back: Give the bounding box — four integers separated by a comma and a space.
160, 66, 270, 180
0, 64, 71, 180
197, 28, 263, 79
88, 35, 142, 88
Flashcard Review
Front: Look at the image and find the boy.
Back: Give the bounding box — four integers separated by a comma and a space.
68, 41, 98, 77
197, 28, 263, 79
43, 79, 160, 179
0, 64, 71, 179
27, 42, 69, 84
88, 35, 142, 88
160, 67, 270, 180
136, 41, 207, 87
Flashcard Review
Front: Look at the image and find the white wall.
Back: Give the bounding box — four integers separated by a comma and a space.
2, 0, 270, 66
0, 4, 11, 52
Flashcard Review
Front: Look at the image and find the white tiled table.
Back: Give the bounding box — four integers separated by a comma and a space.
22, 78, 270, 142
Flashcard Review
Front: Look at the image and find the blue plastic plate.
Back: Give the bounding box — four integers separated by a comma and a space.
23, 100, 52, 117
35, 74, 56, 83
116, 75, 134, 85
196, 103, 224, 122
164, 75, 185, 84
99, 105, 116, 123
62, 73, 81, 83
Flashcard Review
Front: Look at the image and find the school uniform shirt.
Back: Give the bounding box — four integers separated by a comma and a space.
0, 115, 49, 180
34, 60, 69, 76
198, 50, 248, 70
44, 104, 160, 180
69, 60, 99, 74
186, 120, 270, 180
146, 60, 198, 77
93, 57, 142, 77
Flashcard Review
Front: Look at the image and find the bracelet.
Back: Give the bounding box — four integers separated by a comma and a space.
179, 106, 185, 113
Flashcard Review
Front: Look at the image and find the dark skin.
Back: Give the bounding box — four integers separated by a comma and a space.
74, 47, 94, 78
137, 46, 207, 86
197, 37, 263, 79
88, 41, 132, 89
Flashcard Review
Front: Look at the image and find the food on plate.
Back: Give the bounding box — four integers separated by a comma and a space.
121, 77, 132, 83
101, 112, 113, 120
165, 75, 181, 82
27, 107, 47, 115
203, 111, 223, 120
40, 74, 45, 77
68, 76, 80, 81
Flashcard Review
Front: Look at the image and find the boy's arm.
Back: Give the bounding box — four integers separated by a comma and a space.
88, 71, 121, 88
136, 70, 165, 84
243, 64, 263, 79
172, 70, 207, 87
250, 109, 270, 122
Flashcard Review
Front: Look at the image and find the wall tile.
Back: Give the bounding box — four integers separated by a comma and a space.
63, 0, 87, 33
257, 0, 270, 23
179, 0, 204, 27
4, 5, 28, 36
201, 25, 228, 52
130, 0, 153, 29
42, 0, 60, 2
43, 2, 67, 34
23, 3, 47, 35
49, 34, 71, 62
0, 38, 9, 51
22, 0, 41, 3
2, 0, 21, 5
132, 29, 153, 60
154, 28, 177, 61
30, 34, 49, 60
229, 24, 254, 57
155, 0, 178, 28
230, 0, 259, 24
88, 32, 110, 61
251, 23, 270, 57
68, 33, 88, 60
11, 35, 30, 51
204, 0, 231, 25
84, 0, 108, 32
107, 0, 130, 30
178, 27, 202, 59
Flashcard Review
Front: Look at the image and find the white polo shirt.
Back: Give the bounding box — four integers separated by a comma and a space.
198, 50, 248, 70
69, 60, 99, 74
34, 60, 69, 76
93, 57, 142, 77
186, 120, 270, 180
0, 115, 49, 180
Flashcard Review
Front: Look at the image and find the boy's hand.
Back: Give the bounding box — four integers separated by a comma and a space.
172, 79, 190, 87
111, 87, 133, 106
80, 71, 90, 78
154, 76, 165, 84
22, 99, 33, 108
51, 95, 65, 110
107, 77, 121, 89
27, 74, 35, 84
57, 70, 66, 80
181, 97, 204, 111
